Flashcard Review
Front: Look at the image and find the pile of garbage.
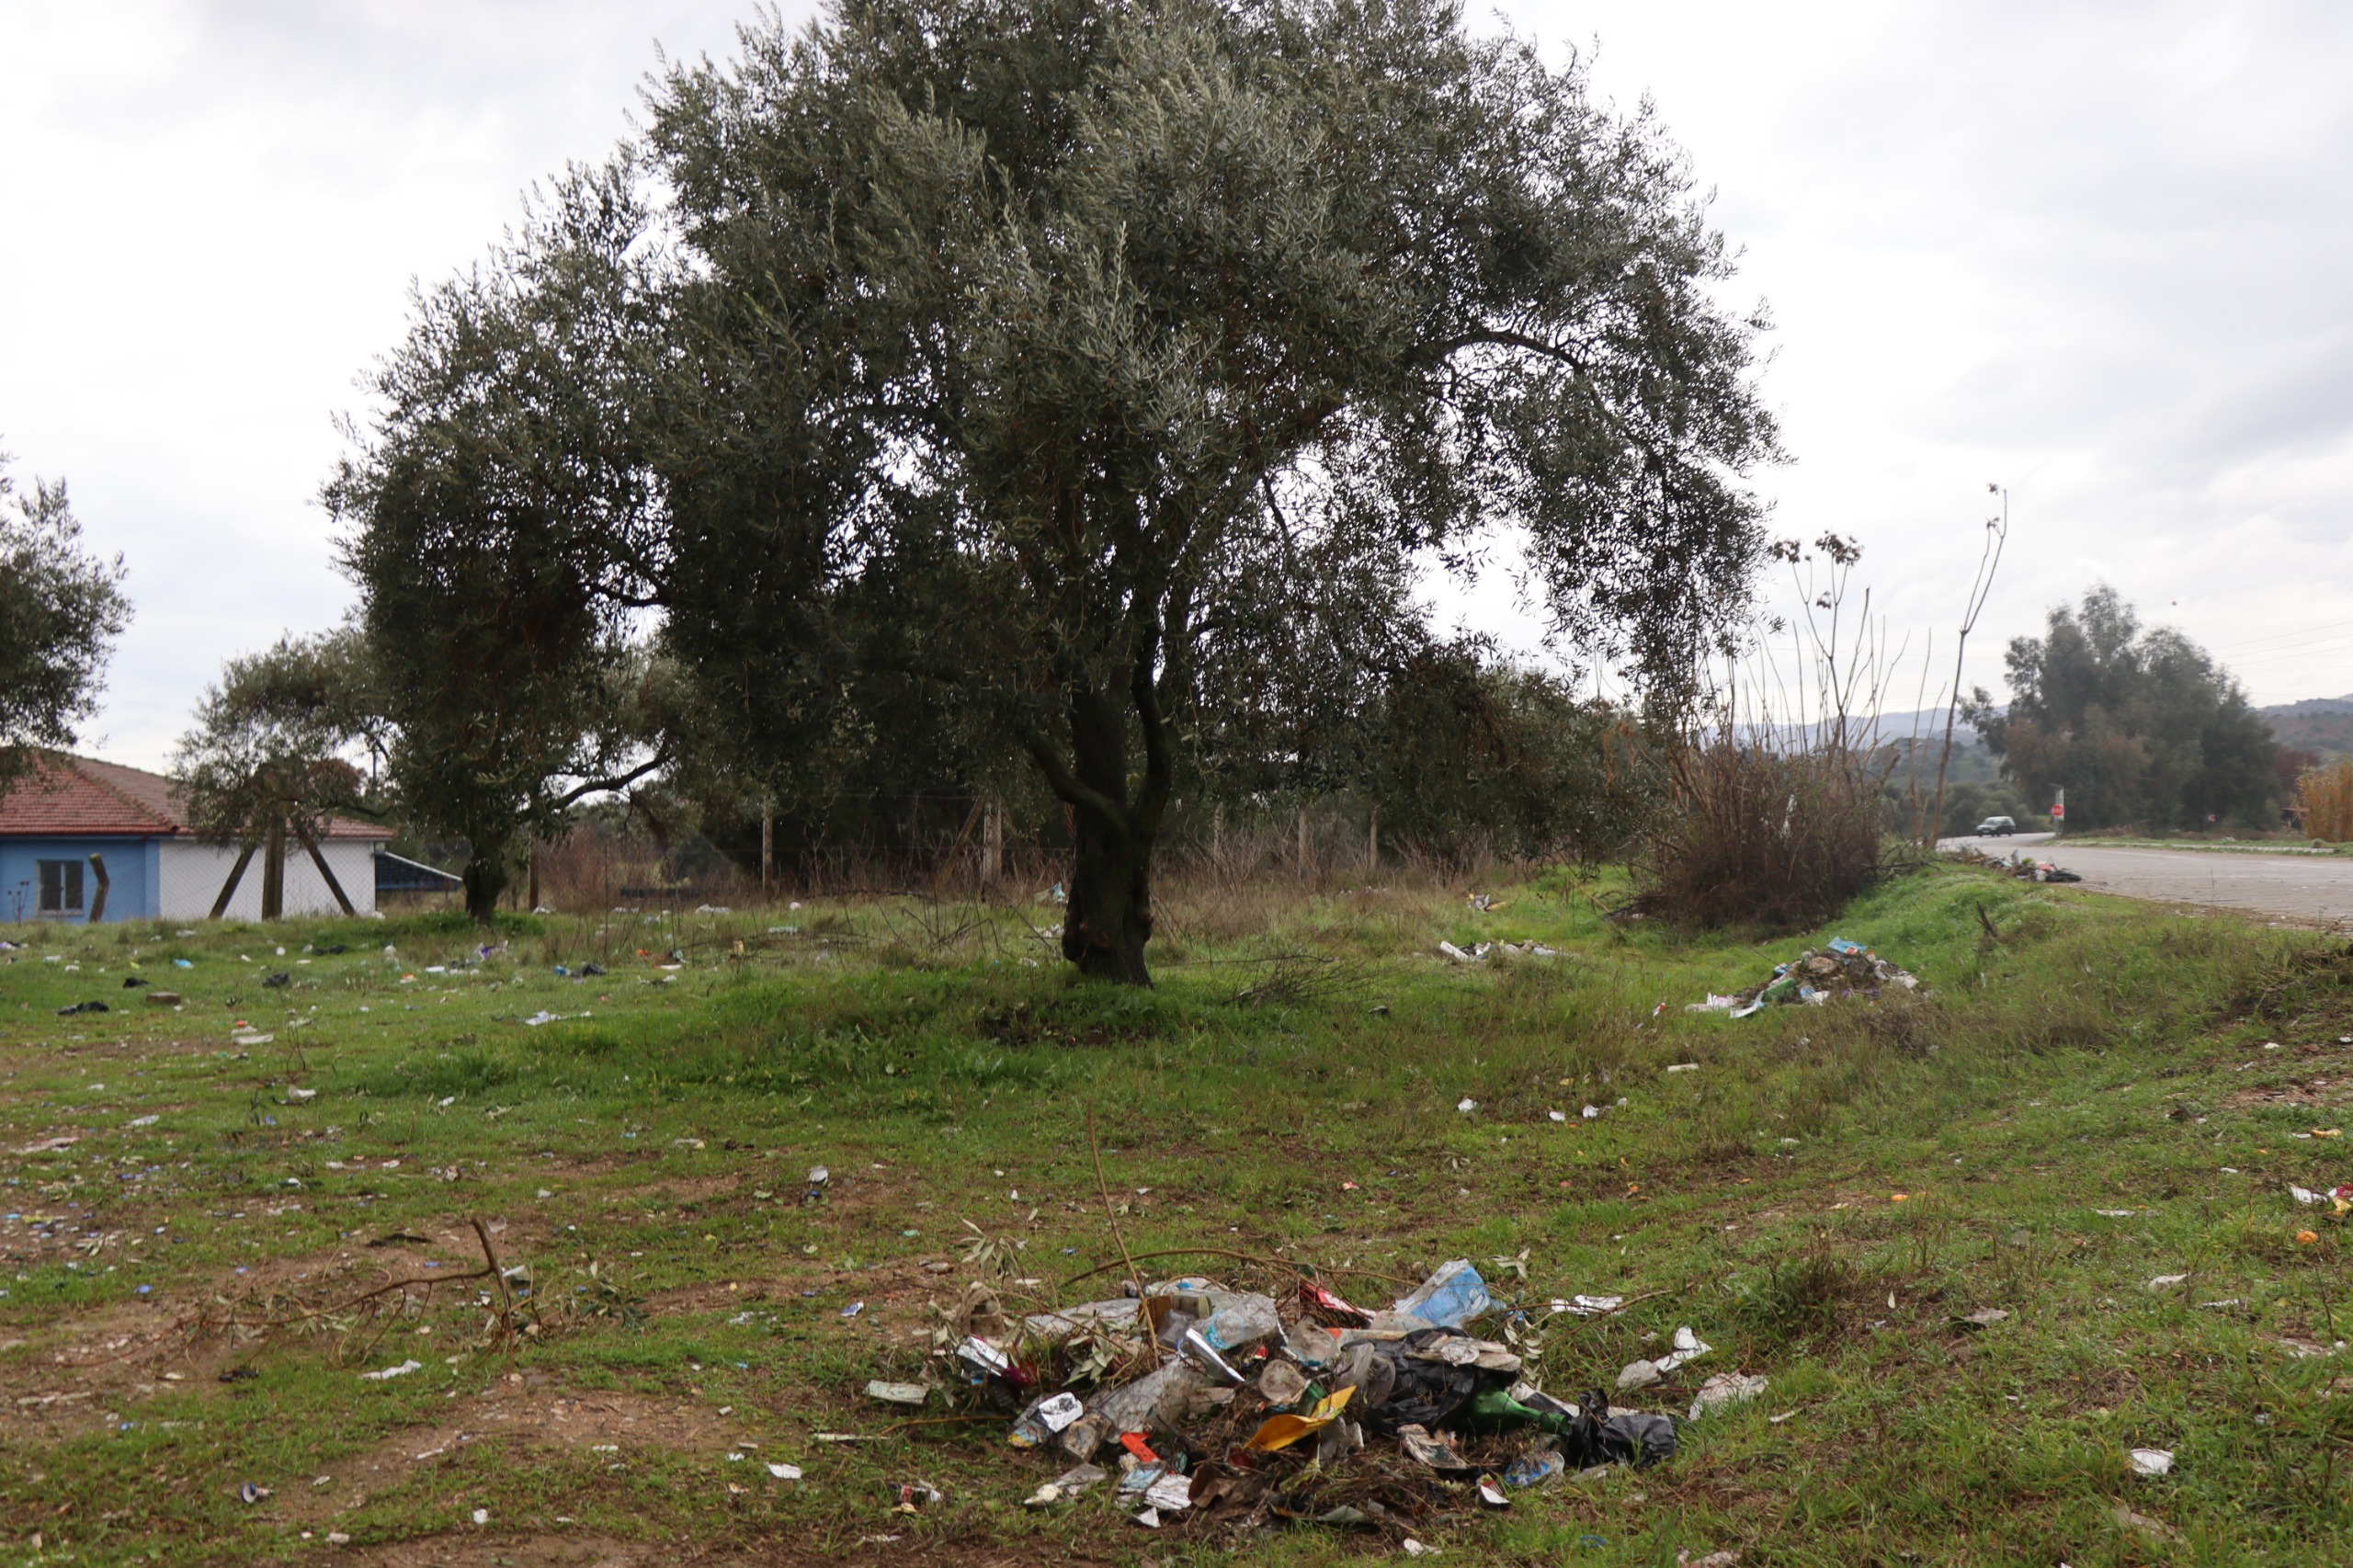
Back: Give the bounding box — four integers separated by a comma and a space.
1688, 936, 1919, 1019
892, 1259, 1686, 1540
1949, 845, 2083, 883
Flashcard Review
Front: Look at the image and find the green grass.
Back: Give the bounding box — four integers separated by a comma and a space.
1, 868, 2350, 1563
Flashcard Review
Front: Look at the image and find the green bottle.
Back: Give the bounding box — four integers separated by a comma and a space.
1462, 1388, 1571, 1436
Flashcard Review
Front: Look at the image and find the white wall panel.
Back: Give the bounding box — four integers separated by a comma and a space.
157, 840, 381, 921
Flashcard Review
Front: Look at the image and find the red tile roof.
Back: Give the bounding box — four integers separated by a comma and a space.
0, 754, 389, 840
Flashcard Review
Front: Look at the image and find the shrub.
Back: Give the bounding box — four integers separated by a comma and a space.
1632, 735, 1889, 930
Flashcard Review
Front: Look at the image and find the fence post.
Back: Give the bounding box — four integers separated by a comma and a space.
981, 802, 1004, 885
1368, 804, 1379, 872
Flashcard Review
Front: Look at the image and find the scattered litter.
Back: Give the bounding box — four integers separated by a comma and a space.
472, 1507, 489, 1525
359, 1359, 424, 1381
1394, 1259, 1493, 1329
55, 1001, 108, 1016
1665, 1063, 1699, 1074
286, 1088, 317, 1103
1438, 941, 1491, 964
2129, 1448, 2174, 1477
840, 1301, 865, 1320
1619, 1327, 1711, 1391
1023, 1463, 1107, 1506
1958, 1308, 2010, 1328
768, 1462, 801, 1481
1403, 1540, 1439, 1558
2147, 1274, 2189, 1291
1550, 1295, 1625, 1318
892, 1482, 944, 1513
866, 1381, 928, 1407
1687, 1372, 1768, 1420
239, 1482, 270, 1505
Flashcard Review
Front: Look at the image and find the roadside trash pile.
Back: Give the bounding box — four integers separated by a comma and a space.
1949, 844, 2083, 883
893, 1259, 1689, 1540
1688, 936, 1919, 1019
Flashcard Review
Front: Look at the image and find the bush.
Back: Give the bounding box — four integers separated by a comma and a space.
1633, 737, 1888, 929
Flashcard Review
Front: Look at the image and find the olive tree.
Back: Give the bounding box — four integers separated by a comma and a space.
643, 0, 1778, 981
335, 0, 1778, 975
0, 443, 131, 795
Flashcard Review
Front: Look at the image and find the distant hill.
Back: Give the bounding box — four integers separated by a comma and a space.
2262, 694, 2353, 717
2260, 695, 2353, 759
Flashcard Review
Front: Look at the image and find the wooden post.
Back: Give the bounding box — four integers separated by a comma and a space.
85, 853, 109, 925
261, 814, 287, 921
527, 840, 540, 912
293, 824, 357, 915
760, 799, 774, 894
1368, 805, 1379, 873
1297, 806, 1310, 880
981, 802, 1003, 886
209, 838, 261, 919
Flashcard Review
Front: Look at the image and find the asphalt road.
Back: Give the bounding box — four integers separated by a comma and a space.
1938, 832, 2353, 926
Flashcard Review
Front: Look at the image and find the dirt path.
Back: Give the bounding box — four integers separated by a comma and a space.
1942, 832, 2353, 926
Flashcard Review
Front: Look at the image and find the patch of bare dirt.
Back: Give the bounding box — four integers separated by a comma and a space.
339, 1533, 755, 1566
287, 1384, 744, 1527
2224, 1074, 2353, 1111
337, 1531, 1117, 1567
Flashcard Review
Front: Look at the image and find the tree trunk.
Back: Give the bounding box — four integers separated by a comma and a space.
1035, 662, 1172, 987
1063, 801, 1154, 983
261, 814, 287, 921
462, 836, 510, 924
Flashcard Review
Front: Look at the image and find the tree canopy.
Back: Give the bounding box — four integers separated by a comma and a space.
0, 441, 131, 796
332, 0, 1779, 974
1970, 585, 2279, 832
171, 631, 389, 917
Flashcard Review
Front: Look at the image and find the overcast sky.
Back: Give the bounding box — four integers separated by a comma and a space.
6, 1, 2351, 769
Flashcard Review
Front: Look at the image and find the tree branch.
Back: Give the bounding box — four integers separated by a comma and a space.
1013, 723, 1128, 829
550, 752, 665, 809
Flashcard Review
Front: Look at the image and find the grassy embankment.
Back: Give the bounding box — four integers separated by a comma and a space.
1, 864, 2350, 1565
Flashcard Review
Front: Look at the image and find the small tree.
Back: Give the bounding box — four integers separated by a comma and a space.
327, 170, 668, 921
173, 631, 385, 918
0, 442, 131, 796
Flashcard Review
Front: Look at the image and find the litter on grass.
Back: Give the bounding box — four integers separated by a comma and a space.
908, 1256, 1685, 1540
1695, 937, 1920, 1018
2129, 1448, 2175, 1477
358, 1360, 423, 1381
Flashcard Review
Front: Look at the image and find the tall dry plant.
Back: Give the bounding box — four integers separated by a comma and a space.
2299, 759, 2353, 842
1632, 533, 1901, 929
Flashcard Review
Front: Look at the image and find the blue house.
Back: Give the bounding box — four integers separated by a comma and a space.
0, 754, 391, 923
